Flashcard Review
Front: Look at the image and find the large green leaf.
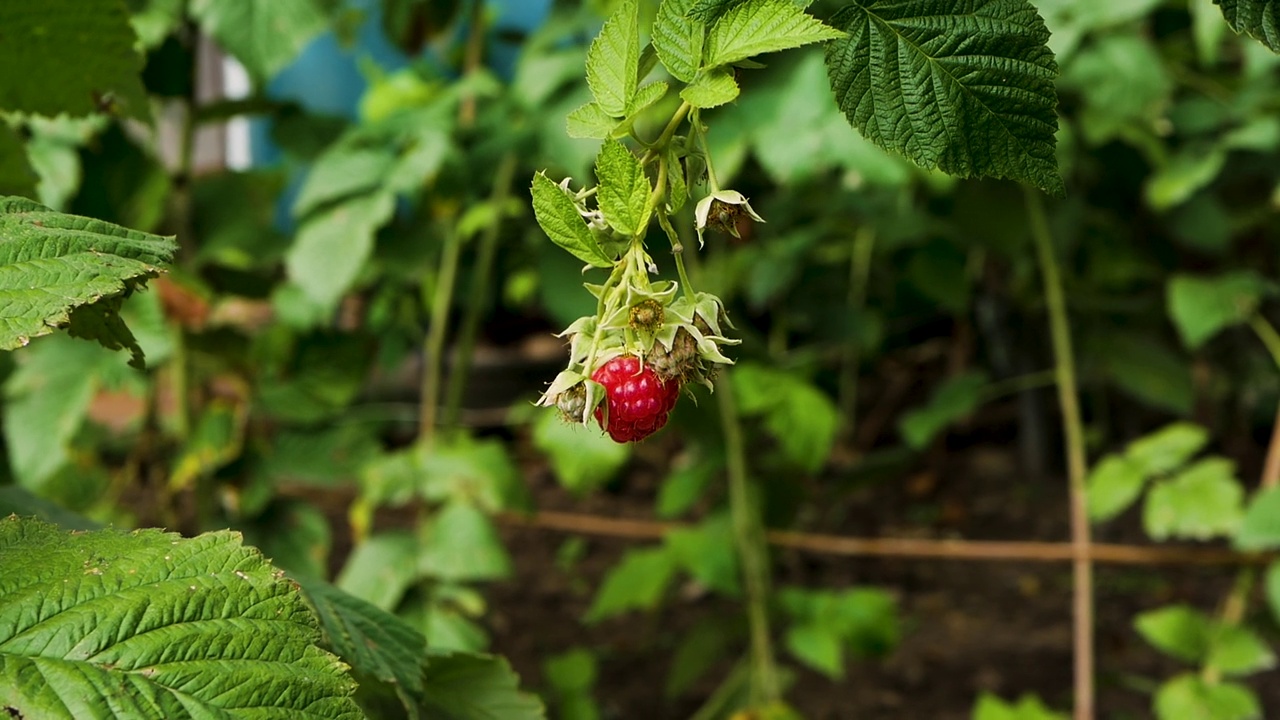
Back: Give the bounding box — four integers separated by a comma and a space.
190, 0, 333, 82
1215, 0, 1280, 52
0, 517, 360, 719
585, 546, 677, 622
973, 692, 1068, 720
825, 0, 1063, 196
0, 0, 149, 120
0, 197, 176, 366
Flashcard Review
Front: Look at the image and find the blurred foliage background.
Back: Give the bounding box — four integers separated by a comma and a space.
2, 0, 1280, 717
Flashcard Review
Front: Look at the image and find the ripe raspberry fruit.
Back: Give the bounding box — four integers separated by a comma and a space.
591, 355, 679, 443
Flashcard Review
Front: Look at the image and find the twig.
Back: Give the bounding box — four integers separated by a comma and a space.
496, 510, 1272, 566
1026, 188, 1094, 720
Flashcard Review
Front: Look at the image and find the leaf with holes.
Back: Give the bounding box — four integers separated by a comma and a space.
0, 516, 360, 719
0, 197, 175, 367
825, 0, 1063, 195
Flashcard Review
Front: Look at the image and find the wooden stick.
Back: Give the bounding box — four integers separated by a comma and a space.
499, 510, 1272, 567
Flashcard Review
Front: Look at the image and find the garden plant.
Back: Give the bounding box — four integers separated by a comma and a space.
1, 0, 1280, 718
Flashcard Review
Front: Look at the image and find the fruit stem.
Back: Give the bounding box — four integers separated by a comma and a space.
1026, 187, 1094, 720
443, 151, 518, 429
717, 373, 780, 707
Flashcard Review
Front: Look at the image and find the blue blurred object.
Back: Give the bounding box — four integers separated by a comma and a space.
247, 0, 552, 228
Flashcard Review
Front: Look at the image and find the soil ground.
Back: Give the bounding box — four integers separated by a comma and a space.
487, 436, 1279, 719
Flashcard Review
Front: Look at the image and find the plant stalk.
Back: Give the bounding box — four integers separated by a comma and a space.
838, 226, 875, 436
442, 151, 518, 429
420, 221, 462, 446
717, 374, 780, 707
1026, 188, 1094, 720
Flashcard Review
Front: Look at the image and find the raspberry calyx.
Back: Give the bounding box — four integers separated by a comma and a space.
591, 355, 679, 443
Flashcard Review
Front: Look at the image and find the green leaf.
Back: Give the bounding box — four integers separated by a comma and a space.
1135, 604, 1212, 663
0, 197, 175, 365
530, 173, 613, 268
586, 0, 640, 117
0, 517, 360, 718
825, 0, 1063, 196
0, 125, 37, 199
680, 68, 741, 108
899, 371, 988, 450
656, 454, 717, 518
595, 140, 649, 236
705, 0, 844, 67
665, 617, 736, 698
1266, 561, 1280, 623
1206, 624, 1277, 676
1144, 458, 1244, 541
293, 146, 397, 218
0, 485, 100, 531
1126, 423, 1211, 477
1167, 272, 1270, 350
190, 0, 332, 82
1146, 146, 1227, 211
566, 102, 619, 139
654, 0, 706, 82
973, 692, 1069, 720
1086, 454, 1148, 522
1235, 486, 1280, 551
585, 546, 676, 622
297, 575, 428, 696
1153, 674, 1261, 720
629, 81, 669, 116
0, 0, 149, 120
732, 363, 838, 473
418, 500, 512, 582
543, 648, 598, 695
417, 434, 524, 512
246, 501, 332, 580
532, 410, 630, 495
419, 651, 546, 719
169, 399, 246, 491
3, 335, 127, 489
335, 531, 419, 611
1059, 34, 1171, 146
286, 191, 396, 308
785, 623, 843, 678
665, 513, 740, 595
1215, 0, 1280, 53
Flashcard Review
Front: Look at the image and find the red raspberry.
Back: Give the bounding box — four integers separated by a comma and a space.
591, 355, 679, 443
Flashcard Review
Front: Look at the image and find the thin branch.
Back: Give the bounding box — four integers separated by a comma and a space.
496, 510, 1273, 566
1026, 188, 1094, 720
